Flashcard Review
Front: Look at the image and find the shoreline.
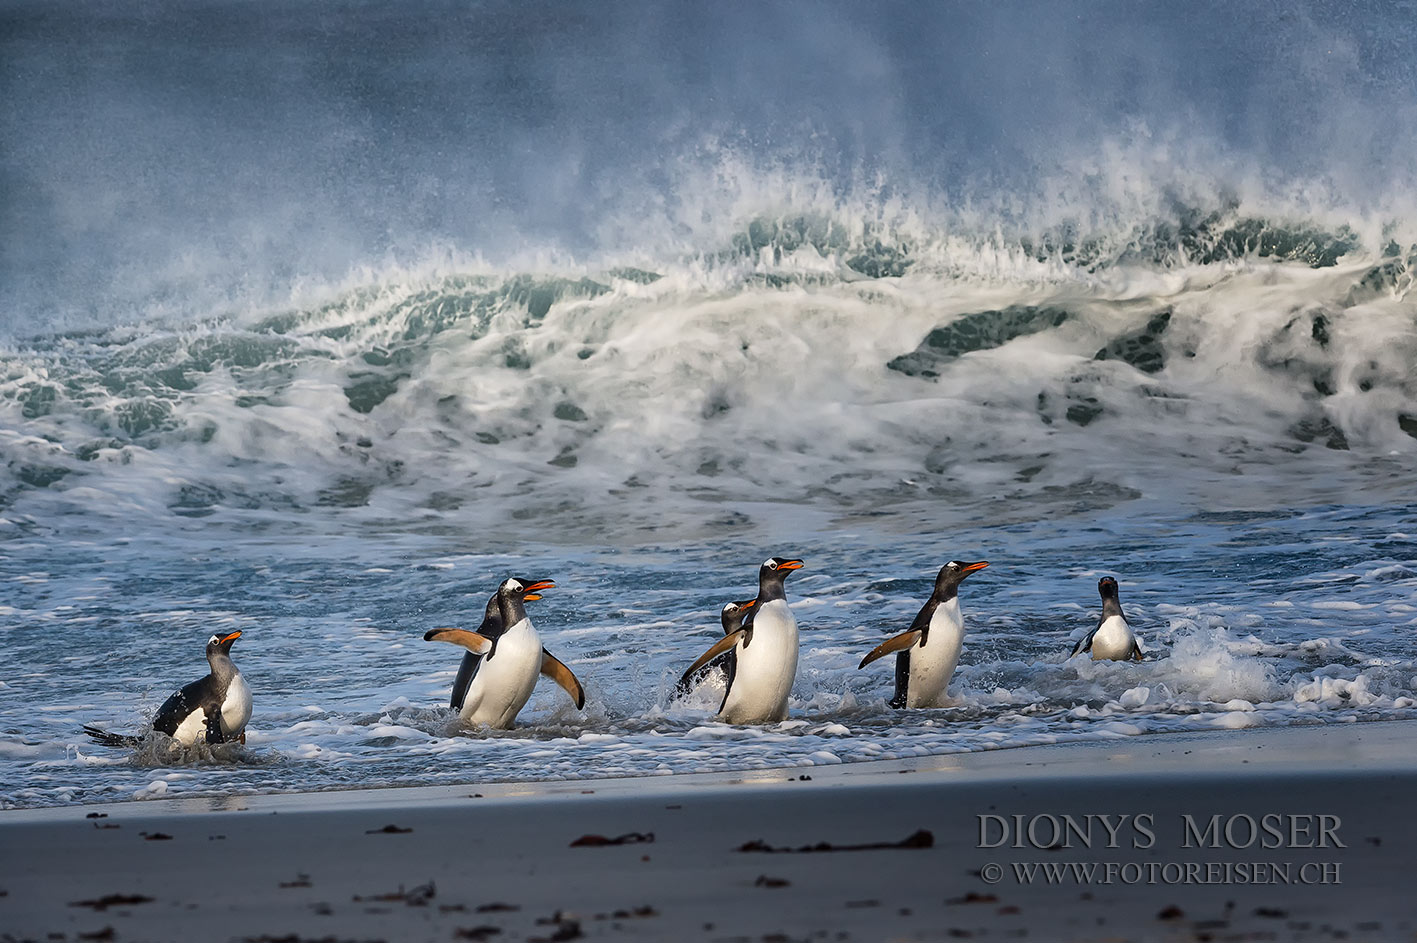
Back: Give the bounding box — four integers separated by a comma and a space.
5, 718, 1415, 821
3, 721, 1416, 941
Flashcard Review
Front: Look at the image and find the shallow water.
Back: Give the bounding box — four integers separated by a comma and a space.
2, 494, 1414, 808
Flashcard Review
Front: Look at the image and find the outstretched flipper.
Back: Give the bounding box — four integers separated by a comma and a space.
423, 628, 494, 654
540, 649, 586, 709
677, 629, 749, 693
82, 725, 143, 747
858, 628, 923, 669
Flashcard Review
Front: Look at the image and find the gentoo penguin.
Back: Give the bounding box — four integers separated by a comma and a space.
858, 560, 989, 708
672, 598, 756, 697
678, 557, 803, 724
83, 630, 252, 746
449, 592, 501, 711
1072, 576, 1142, 661
424, 577, 585, 729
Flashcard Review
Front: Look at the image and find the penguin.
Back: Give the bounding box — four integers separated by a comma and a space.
858, 560, 989, 708
672, 598, 756, 698
678, 557, 803, 724
1071, 576, 1143, 661
449, 592, 501, 712
424, 577, 585, 729
83, 630, 252, 747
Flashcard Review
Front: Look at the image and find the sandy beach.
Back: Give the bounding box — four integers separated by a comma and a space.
3, 721, 1415, 943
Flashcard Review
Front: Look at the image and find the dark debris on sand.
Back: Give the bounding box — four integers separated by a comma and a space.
569, 832, 654, 847
530, 911, 584, 942
738, 829, 934, 853
69, 893, 154, 911
350, 882, 435, 907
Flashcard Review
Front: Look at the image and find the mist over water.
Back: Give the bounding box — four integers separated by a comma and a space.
1, 1, 1416, 807
5, 0, 1417, 321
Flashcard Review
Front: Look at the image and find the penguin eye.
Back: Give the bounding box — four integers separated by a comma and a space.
764, 558, 777, 570
505, 579, 522, 592
208, 635, 220, 645
947, 562, 960, 570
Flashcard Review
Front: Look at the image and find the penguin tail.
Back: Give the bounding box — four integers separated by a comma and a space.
82, 724, 144, 747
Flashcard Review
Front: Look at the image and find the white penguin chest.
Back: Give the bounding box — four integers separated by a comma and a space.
221, 671, 253, 735
907, 598, 965, 706
721, 598, 799, 724
463, 618, 543, 728
1090, 615, 1135, 660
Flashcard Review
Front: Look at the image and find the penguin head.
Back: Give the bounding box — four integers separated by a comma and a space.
500, 577, 555, 602
206, 630, 241, 656
759, 557, 804, 581
720, 598, 757, 632
936, 560, 989, 591
1098, 576, 1120, 600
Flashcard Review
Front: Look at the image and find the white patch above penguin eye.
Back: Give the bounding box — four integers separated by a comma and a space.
504, 578, 523, 593
208, 634, 220, 645
764, 557, 777, 569
946, 561, 961, 570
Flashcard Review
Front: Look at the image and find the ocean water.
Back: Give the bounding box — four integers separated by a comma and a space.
2, 1, 1416, 808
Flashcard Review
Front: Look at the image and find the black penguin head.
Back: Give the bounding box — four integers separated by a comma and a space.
936, 560, 989, 591
206, 630, 241, 656
759, 557, 804, 581
499, 577, 555, 602
720, 598, 757, 632
1098, 576, 1120, 600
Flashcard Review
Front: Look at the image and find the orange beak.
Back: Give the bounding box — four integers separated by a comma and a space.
523, 579, 555, 601
737, 599, 757, 609
220, 631, 242, 644
777, 560, 805, 571
962, 561, 990, 572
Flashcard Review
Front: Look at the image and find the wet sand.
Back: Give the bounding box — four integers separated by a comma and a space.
2, 721, 1415, 943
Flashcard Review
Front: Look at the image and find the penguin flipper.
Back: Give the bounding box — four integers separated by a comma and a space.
450, 651, 483, 711
1071, 628, 1097, 657
82, 724, 143, 747
540, 649, 586, 710
717, 647, 739, 714
423, 628, 494, 653
674, 652, 729, 697
203, 708, 226, 744
889, 651, 910, 709
859, 629, 923, 669
678, 629, 748, 692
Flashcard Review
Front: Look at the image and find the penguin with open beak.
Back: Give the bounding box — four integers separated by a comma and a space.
425, 577, 585, 729
83, 630, 252, 746
859, 561, 989, 708
673, 598, 757, 697
1071, 576, 1143, 661
678, 557, 803, 724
